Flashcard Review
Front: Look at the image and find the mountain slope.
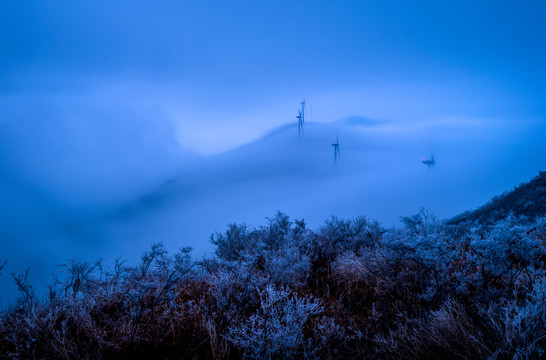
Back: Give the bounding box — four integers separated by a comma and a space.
449, 171, 546, 224
104, 118, 546, 257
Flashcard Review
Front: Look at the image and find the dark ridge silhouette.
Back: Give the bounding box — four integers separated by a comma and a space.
449, 171, 546, 225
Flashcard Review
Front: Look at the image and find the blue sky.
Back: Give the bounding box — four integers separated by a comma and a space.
1, 0, 546, 154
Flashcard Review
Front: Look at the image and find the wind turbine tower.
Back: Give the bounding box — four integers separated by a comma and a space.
301, 100, 305, 125
332, 136, 340, 164
297, 111, 303, 136
297, 100, 305, 136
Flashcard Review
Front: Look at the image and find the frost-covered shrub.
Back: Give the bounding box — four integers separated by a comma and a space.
209, 212, 312, 288
4, 210, 546, 359
226, 285, 323, 360
329, 251, 381, 322
400, 207, 443, 238
532, 216, 546, 242
312, 315, 348, 357
205, 259, 267, 318
261, 248, 310, 287
211, 223, 258, 262
469, 216, 545, 275
390, 208, 453, 266
0, 243, 206, 359
303, 216, 385, 301
357, 249, 431, 321
327, 245, 436, 334
331, 252, 367, 283
375, 299, 491, 360
484, 279, 546, 358
258, 211, 293, 252
382, 224, 458, 305
311, 216, 383, 260
444, 216, 546, 304
11, 269, 36, 309
256, 213, 312, 286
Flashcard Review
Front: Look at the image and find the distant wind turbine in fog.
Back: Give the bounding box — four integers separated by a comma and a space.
422, 155, 435, 168
297, 111, 303, 135
297, 100, 305, 136
332, 136, 340, 164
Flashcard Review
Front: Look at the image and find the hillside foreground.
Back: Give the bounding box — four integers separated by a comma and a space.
3, 192, 546, 359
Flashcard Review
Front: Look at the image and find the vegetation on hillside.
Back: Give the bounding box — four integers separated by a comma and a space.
2, 172, 546, 359
449, 171, 546, 225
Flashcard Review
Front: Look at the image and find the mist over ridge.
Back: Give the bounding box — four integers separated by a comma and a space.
104, 114, 546, 258
0, 105, 545, 307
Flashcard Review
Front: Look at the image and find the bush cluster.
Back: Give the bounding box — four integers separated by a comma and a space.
2, 210, 546, 359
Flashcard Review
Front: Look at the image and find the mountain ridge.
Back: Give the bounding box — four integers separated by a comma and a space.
449, 171, 546, 225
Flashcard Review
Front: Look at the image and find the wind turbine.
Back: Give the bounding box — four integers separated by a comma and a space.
300, 99, 305, 125
421, 155, 435, 168
332, 136, 340, 164
297, 100, 305, 136
297, 110, 303, 136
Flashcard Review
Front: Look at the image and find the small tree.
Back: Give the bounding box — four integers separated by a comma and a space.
226, 285, 322, 359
